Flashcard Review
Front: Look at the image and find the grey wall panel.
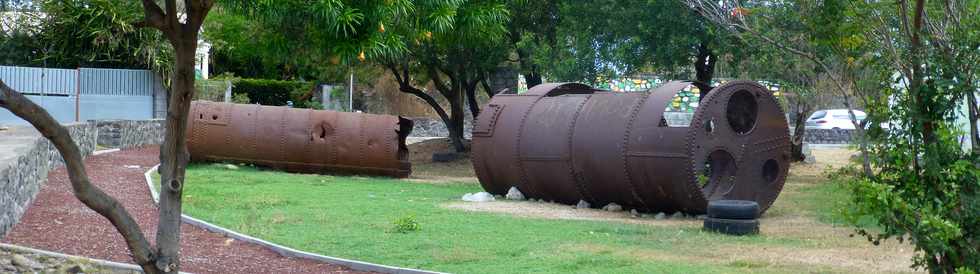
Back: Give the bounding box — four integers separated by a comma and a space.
0, 95, 77, 124
79, 95, 153, 121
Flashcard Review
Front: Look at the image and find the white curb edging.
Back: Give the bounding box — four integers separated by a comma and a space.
92, 148, 121, 156
143, 165, 445, 274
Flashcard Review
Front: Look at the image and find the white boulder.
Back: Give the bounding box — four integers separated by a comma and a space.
505, 187, 525, 200
462, 192, 496, 202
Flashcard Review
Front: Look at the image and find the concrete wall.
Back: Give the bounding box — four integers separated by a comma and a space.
0, 120, 164, 237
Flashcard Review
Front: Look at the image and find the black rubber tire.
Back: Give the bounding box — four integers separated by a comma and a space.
432, 152, 460, 162
703, 217, 759, 236
707, 200, 760, 219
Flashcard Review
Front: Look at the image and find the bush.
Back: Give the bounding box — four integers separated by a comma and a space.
839, 80, 980, 272
390, 215, 421, 233
232, 78, 313, 106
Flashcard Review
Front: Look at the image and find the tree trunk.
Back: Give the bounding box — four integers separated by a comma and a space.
694, 42, 716, 102
526, 67, 543, 88
465, 78, 481, 119
154, 36, 198, 274
447, 92, 467, 153
790, 103, 811, 162
968, 90, 979, 155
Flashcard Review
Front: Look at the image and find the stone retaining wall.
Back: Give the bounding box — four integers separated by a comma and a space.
95, 120, 165, 149
0, 120, 163, 237
409, 117, 474, 139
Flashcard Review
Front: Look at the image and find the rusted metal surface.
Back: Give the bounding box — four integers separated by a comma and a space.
472, 81, 790, 214
187, 101, 413, 177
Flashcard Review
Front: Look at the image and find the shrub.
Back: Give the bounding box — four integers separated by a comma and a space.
390, 215, 421, 233
232, 78, 313, 106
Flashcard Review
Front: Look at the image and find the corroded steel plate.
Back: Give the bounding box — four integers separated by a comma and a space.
472, 81, 789, 214
187, 101, 413, 178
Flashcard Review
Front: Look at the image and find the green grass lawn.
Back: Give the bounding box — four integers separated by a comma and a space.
158, 154, 914, 274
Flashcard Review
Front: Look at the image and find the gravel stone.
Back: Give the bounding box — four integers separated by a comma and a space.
576, 200, 590, 209
602, 203, 623, 212
505, 187, 525, 200
462, 192, 495, 202
654, 212, 667, 220
11, 254, 37, 268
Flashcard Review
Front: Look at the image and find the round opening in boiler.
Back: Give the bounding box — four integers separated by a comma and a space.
762, 159, 779, 183
726, 90, 758, 135
700, 150, 737, 199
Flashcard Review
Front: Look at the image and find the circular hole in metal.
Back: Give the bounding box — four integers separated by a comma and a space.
701, 150, 737, 199
704, 118, 715, 134
762, 159, 779, 183
726, 90, 758, 135
168, 179, 182, 191
212, 114, 219, 120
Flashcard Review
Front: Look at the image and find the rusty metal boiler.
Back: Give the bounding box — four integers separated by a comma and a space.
471, 81, 790, 214
187, 101, 414, 177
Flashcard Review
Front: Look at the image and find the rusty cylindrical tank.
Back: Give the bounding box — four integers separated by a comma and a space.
187, 101, 414, 177
471, 81, 790, 214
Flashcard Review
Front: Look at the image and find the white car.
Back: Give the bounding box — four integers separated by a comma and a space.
805, 109, 866, 130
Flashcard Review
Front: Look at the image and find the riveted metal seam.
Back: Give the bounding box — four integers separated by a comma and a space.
565, 95, 594, 202
515, 96, 546, 197
280, 107, 287, 165
360, 114, 366, 166
756, 81, 792, 213
621, 93, 653, 210
687, 82, 717, 208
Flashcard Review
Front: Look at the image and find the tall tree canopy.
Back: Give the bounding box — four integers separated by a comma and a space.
380, 0, 510, 152
525, 0, 740, 95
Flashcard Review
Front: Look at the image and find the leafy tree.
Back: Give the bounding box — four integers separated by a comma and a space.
689, 0, 979, 271
739, 47, 833, 162
203, 7, 381, 84
533, 0, 738, 97
0, 26, 41, 66
505, 0, 559, 88
844, 1, 979, 271
380, 0, 510, 152
35, 0, 173, 72
687, 0, 878, 175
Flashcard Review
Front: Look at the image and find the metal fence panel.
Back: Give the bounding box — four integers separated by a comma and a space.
79, 68, 155, 96
0, 66, 77, 95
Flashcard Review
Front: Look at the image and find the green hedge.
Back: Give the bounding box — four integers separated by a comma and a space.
232, 79, 313, 106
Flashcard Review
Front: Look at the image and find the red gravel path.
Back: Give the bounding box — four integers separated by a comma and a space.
3, 146, 370, 274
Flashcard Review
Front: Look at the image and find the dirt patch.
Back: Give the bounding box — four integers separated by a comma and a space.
791, 148, 856, 179
407, 137, 457, 163
717, 243, 918, 273
407, 137, 478, 181
443, 201, 699, 227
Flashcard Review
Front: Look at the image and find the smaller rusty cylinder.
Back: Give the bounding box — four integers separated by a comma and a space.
471, 81, 790, 214
187, 101, 414, 177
